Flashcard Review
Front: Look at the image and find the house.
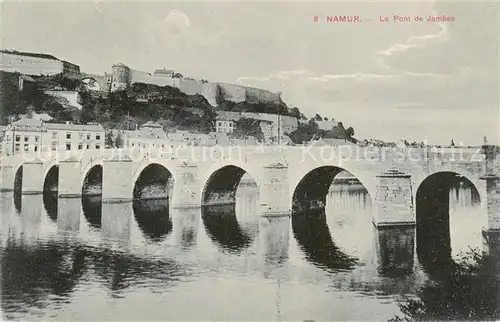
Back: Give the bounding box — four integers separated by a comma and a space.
2, 119, 105, 155
123, 121, 169, 149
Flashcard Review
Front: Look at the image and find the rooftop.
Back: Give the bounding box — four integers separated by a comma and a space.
45, 123, 105, 132
0, 49, 59, 61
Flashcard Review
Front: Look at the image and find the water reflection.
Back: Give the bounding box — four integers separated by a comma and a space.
202, 204, 254, 253
43, 191, 58, 222
57, 198, 81, 233
1, 240, 87, 314
0, 181, 492, 321
132, 199, 172, 242
82, 195, 102, 229
101, 202, 132, 242
171, 207, 200, 249
416, 174, 483, 275
375, 226, 415, 277
292, 208, 358, 271
259, 216, 290, 265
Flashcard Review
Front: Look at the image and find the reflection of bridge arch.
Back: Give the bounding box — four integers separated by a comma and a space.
82, 195, 102, 228
415, 171, 482, 272
291, 165, 373, 213
202, 204, 255, 253
201, 161, 260, 206
14, 165, 23, 192
133, 199, 172, 242
43, 190, 58, 222
292, 208, 357, 272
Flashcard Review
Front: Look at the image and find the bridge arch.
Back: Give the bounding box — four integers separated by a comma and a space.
415, 170, 484, 271
290, 164, 375, 213
81, 77, 101, 91
132, 162, 174, 200
201, 161, 260, 206
43, 165, 59, 193
82, 164, 103, 196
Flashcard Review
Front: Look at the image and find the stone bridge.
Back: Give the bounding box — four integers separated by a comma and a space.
1, 144, 499, 253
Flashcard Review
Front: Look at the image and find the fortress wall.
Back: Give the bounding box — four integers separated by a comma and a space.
217, 83, 247, 103
245, 86, 280, 104
177, 78, 204, 95
130, 69, 176, 87
0, 52, 64, 76
201, 82, 219, 106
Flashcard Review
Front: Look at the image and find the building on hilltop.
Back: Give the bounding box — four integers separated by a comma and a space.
86, 62, 281, 106
0, 49, 80, 78
2, 119, 105, 155
315, 120, 339, 131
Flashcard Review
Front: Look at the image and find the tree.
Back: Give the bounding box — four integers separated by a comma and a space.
451, 138, 455, 147
289, 107, 301, 118
105, 131, 114, 147
314, 113, 323, 121
324, 117, 328, 121
115, 132, 123, 148
346, 126, 355, 138
391, 248, 500, 321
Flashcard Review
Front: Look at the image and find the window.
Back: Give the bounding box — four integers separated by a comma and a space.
66, 143, 71, 151
86, 144, 90, 149
66, 132, 71, 139
24, 136, 29, 142
34, 145, 38, 152
132, 143, 135, 147
24, 144, 29, 152
52, 132, 57, 139
95, 145, 100, 149
79, 132, 84, 139
5, 135, 11, 142
96, 134, 101, 140
52, 141, 57, 151
15, 135, 20, 142
34, 136, 39, 142
87, 133, 91, 140
15, 143, 20, 152
78, 144, 83, 150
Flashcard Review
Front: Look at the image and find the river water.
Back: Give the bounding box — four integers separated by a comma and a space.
0, 182, 486, 321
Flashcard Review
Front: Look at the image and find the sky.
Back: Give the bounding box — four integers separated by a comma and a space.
1, 0, 498, 145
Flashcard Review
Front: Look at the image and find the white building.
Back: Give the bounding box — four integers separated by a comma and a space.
216, 118, 234, 134
2, 119, 105, 155
123, 121, 169, 149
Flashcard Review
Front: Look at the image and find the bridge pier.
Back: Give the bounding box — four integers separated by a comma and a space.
57, 197, 81, 233
0, 165, 14, 191
171, 162, 202, 209
480, 145, 500, 256
374, 226, 415, 277
171, 207, 200, 248
102, 156, 133, 203
259, 215, 290, 265
22, 160, 44, 195
373, 169, 414, 227
259, 163, 291, 216
102, 201, 132, 242
58, 157, 82, 198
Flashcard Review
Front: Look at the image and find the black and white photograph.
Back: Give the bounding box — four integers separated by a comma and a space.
0, 1, 499, 321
